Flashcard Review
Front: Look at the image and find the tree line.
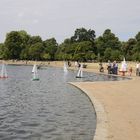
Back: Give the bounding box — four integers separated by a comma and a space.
0, 28, 140, 62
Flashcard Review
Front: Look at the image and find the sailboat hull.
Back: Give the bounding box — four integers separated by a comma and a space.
0, 76, 8, 79
32, 78, 40, 81
76, 68, 83, 78
76, 76, 82, 78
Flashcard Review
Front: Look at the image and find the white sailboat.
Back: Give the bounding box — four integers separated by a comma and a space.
32, 64, 39, 81
32, 64, 36, 73
76, 64, 83, 78
120, 57, 127, 72
63, 62, 68, 73
123, 57, 126, 62
0, 63, 8, 78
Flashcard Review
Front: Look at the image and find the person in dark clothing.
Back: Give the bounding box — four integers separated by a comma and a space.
67, 61, 71, 67
99, 62, 104, 72
107, 60, 112, 74
112, 61, 118, 75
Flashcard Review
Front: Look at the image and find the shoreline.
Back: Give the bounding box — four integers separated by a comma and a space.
70, 82, 108, 140
1, 60, 138, 76
1, 60, 140, 140
70, 78, 140, 140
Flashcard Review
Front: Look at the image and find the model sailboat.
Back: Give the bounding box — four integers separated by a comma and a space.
32, 64, 39, 81
63, 61, 68, 73
32, 64, 36, 73
120, 57, 127, 72
0, 63, 8, 78
76, 64, 83, 78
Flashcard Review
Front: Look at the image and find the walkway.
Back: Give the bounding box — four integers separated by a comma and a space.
71, 77, 140, 140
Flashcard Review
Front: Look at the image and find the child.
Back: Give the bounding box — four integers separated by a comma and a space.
129, 67, 133, 76
99, 62, 104, 72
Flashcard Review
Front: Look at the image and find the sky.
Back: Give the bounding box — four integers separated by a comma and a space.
0, 0, 140, 43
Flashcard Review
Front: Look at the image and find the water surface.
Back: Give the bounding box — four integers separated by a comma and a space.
0, 65, 126, 140
0, 66, 97, 140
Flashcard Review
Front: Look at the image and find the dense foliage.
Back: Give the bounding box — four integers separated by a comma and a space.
0, 28, 140, 61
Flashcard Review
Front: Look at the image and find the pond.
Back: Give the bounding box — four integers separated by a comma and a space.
0, 65, 127, 140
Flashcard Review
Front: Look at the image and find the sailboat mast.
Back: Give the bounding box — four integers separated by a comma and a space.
0, 63, 8, 78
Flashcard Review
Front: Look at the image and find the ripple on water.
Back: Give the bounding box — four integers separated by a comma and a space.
0, 66, 100, 140
20, 121, 40, 127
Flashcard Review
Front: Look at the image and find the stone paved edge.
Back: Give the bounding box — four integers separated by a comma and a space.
69, 82, 108, 140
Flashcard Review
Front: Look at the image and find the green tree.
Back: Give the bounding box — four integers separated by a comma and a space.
28, 36, 42, 45
56, 28, 97, 62
96, 29, 121, 61
104, 48, 112, 61
0, 43, 5, 59
4, 31, 23, 59
121, 39, 136, 60
95, 36, 105, 57
73, 41, 94, 61
28, 42, 44, 60
55, 39, 73, 60
71, 28, 96, 42
102, 29, 121, 50
132, 32, 140, 61
111, 50, 122, 61
20, 35, 43, 60
3, 30, 30, 60
43, 38, 58, 60
18, 31, 31, 60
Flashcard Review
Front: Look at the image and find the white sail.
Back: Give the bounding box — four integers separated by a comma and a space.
77, 69, 81, 77
32, 64, 37, 73
63, 62, 68, 73
76, 64, 83, 78
120, 57, 127, 72
80, 68, 83, 77
123, 57, 126, 63
32, 64, 39, 80
0, 64, 8, 78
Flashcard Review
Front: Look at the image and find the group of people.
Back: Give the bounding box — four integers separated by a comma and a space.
107, 60, 118, 75
99, 60, 118, 75
99, 60, 140, 76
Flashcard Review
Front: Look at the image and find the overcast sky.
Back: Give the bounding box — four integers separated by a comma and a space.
0, 0, 140, 43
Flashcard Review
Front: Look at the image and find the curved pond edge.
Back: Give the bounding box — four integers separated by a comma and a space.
69, 82, 108, 140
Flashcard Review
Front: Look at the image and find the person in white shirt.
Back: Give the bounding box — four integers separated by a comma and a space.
74, 61, 78, 69
136, 62, 140, 76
